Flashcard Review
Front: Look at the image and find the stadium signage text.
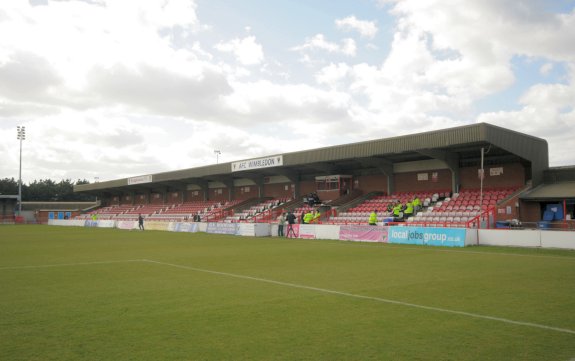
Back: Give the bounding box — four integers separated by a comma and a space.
388, 226, 466, 247
339, 225, 388, 243
232, 155, 283, 172
128, 175, 153, 185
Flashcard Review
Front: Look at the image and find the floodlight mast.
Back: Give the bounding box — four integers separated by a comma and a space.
214, 150, 221, 164
17, 126, 26, 216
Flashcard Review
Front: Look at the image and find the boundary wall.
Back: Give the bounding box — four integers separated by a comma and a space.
47, 220, 575, 250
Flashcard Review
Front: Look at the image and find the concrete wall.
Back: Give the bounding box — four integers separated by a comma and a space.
48, 218, 575, 250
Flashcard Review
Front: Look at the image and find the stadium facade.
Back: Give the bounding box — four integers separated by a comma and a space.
75, 123, 575, 224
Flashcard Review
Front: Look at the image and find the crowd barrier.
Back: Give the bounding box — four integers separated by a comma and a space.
46, 220, 575, 249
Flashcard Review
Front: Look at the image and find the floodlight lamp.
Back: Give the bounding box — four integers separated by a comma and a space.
17, 126, 26, 140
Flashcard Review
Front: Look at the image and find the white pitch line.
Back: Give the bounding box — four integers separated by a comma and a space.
0, 259, 144, 271
142, 259, 575, 336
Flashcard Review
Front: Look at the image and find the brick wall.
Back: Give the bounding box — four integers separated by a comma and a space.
263, 183, 293, 199
299, 180, 316, 197
394, 169, 452, 193
459, 163, 525, 190
353, 175, 388, 194
519, 200, 541, 223
235, 185, 259, 201
186, 190, 205, 202
209, 188, 229, 202
167, 191, 182, 204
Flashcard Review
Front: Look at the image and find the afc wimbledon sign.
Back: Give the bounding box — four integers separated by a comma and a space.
232, 155, 283, 172
128, 175, 153, 185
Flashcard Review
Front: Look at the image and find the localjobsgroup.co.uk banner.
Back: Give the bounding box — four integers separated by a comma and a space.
388, 226, 466, 247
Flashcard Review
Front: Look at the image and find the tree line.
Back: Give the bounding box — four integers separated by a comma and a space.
0, 178, 96, 202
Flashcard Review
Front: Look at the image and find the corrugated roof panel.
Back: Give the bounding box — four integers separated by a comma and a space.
75, 122, 551, 193
521, 182, 575, 199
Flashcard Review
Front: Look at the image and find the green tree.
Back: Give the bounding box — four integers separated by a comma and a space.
6, 178, 97, 202
0, 178, 19, 195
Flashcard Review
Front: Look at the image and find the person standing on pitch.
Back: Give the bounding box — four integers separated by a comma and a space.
286, 211, 296, 238
277, 212, 286, 237
138, 213, 145, 231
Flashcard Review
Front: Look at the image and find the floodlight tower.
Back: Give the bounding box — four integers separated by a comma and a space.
214, 150, 221, 164
17, 126, 26, 216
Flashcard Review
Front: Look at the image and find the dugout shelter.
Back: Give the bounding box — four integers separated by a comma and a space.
0, 195, 19, 223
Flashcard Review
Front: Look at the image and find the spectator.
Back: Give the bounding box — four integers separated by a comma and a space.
307, 193, 315, 207
311, 210, 321, 223
393, 203, 403, 219
413, 197, 421, 212
286, 211, 297, 237
303, 210, 314, 224
369, 209, 378, 226
277, 212, 286, 237
404, 201, 414, 218
312, 192, 320, 205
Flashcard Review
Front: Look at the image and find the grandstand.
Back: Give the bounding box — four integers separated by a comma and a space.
73, 123, 574, 229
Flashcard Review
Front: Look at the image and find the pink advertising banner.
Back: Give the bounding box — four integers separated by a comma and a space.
339, 225, 388, 243
285, 224, 316, 239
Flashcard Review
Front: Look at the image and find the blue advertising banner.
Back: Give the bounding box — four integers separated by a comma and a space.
172, 222, 199, 233
388, 226, 466, 247
84, 220, 98, 227
206, 222, 238, 235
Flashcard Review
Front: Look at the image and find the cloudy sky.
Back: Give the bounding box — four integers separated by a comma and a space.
1, 0, 575, 183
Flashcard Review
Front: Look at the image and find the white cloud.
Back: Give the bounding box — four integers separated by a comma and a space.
477, 66, 575, 165
315, 63, 352, 88
220, 80, 352, 127
1, 0, 575, 183
292, 34, 357, 57
335, 16, 378, 38
372, 0, 575, 167
540, 63, 554, 75
385, 0, 575, 63
214, 36, 264, 65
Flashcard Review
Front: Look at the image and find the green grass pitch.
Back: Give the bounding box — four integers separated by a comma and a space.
1, 225, 575, 360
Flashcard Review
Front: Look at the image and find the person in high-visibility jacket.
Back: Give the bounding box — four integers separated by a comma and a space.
413, 197, 421, 211
393, 203, 403, 218
368, 210, 378, 226
312, 210, 321, 223
303, 211, 314, 224
404, 201, 414, 218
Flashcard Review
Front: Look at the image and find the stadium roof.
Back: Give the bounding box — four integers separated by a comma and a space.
0, 195, 19, 200
520, 182, 575, 201
521, 167, 575, 201
75, 122, 549, 196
